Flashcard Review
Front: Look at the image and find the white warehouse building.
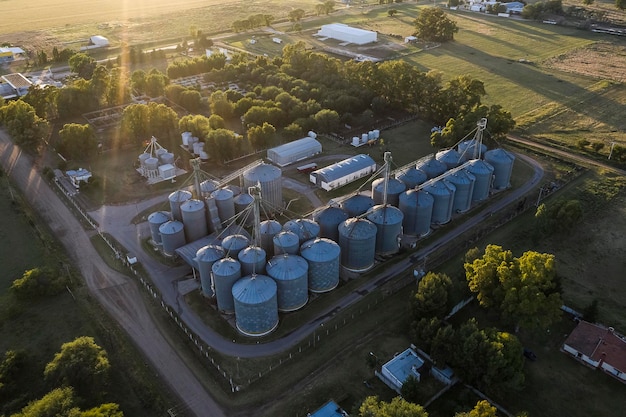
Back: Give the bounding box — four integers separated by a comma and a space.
317, 23, 377, 45
267, 137, 322, 167
310, 154, 376, 191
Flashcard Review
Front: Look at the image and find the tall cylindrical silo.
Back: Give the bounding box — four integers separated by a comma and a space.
396, 167, 427, 189
300, 238, 341, 293
138, 153, 150, 169
232, 275, 278, 337
466, 159, 494, 202
148, 211, 171, 244
180, 199, 207, 242
283, 218, 320, 245
259, 220, 282, 257
417, 158, 447, 179
446, 170, 476, 213
221, 234, 250, 258
399, 190, 434, 237
266, 254, 309, 312
371, 177, 407, 207
436, 148, 463, 170
313, 206, 349, 242
212, 257, 241, 314
366, 205, 404, 256
338, 218, 377, 272
341, 194, 374, 217
159, 220, 186, 256
458, 139, 488, 161
200, 180, 219, 198
234, 193, 254, 226
168, 190, 192, 221
238, 246, 267, 276
485, 149, 515, 190
273, 231, 300, 255
243, 163, 282, 211
424, 180, 456, 225
160, 152, 175, 165
212, 188, 236, 224
195, 245, 225, 297
224, 184, 241, 196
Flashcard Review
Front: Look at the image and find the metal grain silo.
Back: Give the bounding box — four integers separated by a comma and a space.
399, 190, 434, 237
243, 163, 282, 210
338, 218, 377, 272
160, 152, 175, 165
266, 254, 309, 312
458, 139, 488, 161
159, 220, 186, 256
200, 180, 219, 198
436, 149, 463, 169
224, 184, 241, 196
168, 190, 192, 221
416, 158, 447, 179
466, 159, 494, 202
211, 188, 235, 223
238, 246, 267, 275
144, 157, 159, 171
424, 180, 456, 225
446, 170, 476, 213
341, 193, 375, 217
273, 231, 300, 255
232, 275, 278, 337
283, 218, 320, 245
371, 178, 407, 207
212, 257, 241, 314
396, 167, 428, 189
138, 153, 150, 168
259, 220, 282, 257
180, 199, 207, 242
300, 238, 341, 293
195, 245, 225, 297
234, 193, 254, 226
485, 148, 515, 190
221, 234, 250, 258
148, 211, 171, 244
366, 205, 404, 255
313, 206, 349, 241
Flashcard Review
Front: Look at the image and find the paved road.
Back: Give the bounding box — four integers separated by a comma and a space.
0, 131, 226, 417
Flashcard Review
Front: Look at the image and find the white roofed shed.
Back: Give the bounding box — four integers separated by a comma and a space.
267, 137, 322, 167
317, 23, 377, 45
310, 154, 376, 191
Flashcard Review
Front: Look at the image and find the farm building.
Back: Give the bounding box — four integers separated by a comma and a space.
310, 154, 376, 191
316, 23, 377, 45
309, 400, 349, 417
378, 348, 426, 393
0, 47, 24, 63
267, 137, 322, 167
90, 35, 110, 47
563, 320, 626, 383
0, 73, 32, 99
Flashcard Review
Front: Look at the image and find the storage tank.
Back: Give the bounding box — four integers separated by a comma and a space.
211, 188, 235, 223
416, 158, 447, 179
224, 184, 241, 196
156, 148, 167, 158
436, 149, 463, 169
188, 136, 198, 152
300, 238, 341, 293
195, 245, 225, 297
238, 246, 267, 275
212, 257, 241, 314
159, 152, 175, 165
232, 275, 278, 337
338, 218, 377, 272
138, 153, 150, 168
266, 254, 309, 312
182, 131, 192, 147
273, 230, 300, 255
458, 139, 488, 161
399, 190, 434, 237
259, 220, 282, 257
371, 177, 407, 207
168, 190, 193, 221
200, 180, 219, 197
233, 193, 254, 226
396, 167, 427, 189
159, 220, 186, 256
424, 180, 456, 225
243, 163, 282, 210
313, 206, 349, 241
144, 157, 159, 171
366, 205, 404, 255
147, 211, 171, 244
341, 194, 374, 217
446, 170, 476, 213
180, 199, 207, 242
283, 218, 320, 244
221, 234, 250, 258
485, 149, 515, 190
466, 159, 494, 202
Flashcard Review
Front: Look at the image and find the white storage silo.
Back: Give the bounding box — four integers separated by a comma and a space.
466, 159, 494, 202
313, 206, 349, 242
169, 190, 193, 221
424, 180, 456, 225
238, 246, 267, 276
371, 177, 406, 207
266, 254, 309, 312
338, 218, 377, 272
243, 163, 282, 211
182, 131, 192, 147
417, 158, 447, 179
212, 188, 236, 223
180, 199, 207, 242
148, 211, 171, 244
458, 139, 488, 161
399, 190, 434, 237
212, 257, 241, 314
341, 193, 375, 217
436, 148, 463, 170
234, 193, 254, 226
273, 231, 300, 255
200, 180, 219, 198
232, 275, 279, 337
446, 170, 476, 213
195, 245, 225, 297
259, 220, 282, 257
366, 205, 404, 256
159, 220, 186, 256
396, 167, 427, 189
300, 238, 341, 293
160, 152, 175, 165
283, 218, 320, 245
485, 148, 515, 190
221, 234, 250, 258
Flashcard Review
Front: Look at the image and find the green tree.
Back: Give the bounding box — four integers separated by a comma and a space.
206, 128, 242, 162
11, 267, 68, 298
534, 199, 582, 235
455, 400, 498, 417
0, 100, 49, 153
0, 350, 27, 400
179, 114, 211, 139
208, 114, 225, 130
22, 85, 59, 120
58, 123, 99, 160
411, 317, 442, 352
388, 9, 398, 17
359, 396, 428, 417
247, 122, 276, 149
81, 403, 123, 417
68, 53, 97, 79
399, 375, 421, 403
616, 0, 625, 10
314, 109, 339, 133
414, 8, 459, 42
288, 8, 305, 21
410, 272, 452, 319
120, 102, 178, 148
145, 69, 169, 97
130, 70, 147, 94
210, 90, 234, 119
179, 90, 202, 112
11, 387, 80, 417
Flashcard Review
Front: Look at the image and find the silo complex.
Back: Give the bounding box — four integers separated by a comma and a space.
148, 211, 171, 244
168, 190, 192, 221
195, 245, 225, 297
436, 149, 463, 169
283, 218, 320, 244
212, 257, 242, 313
238, 246, 267, 275
341, 194, 374, 217
366, 205, 404, 255
313, 206, 349, 241
417, 158, 447, 179
259, 220, 282, 257
180, 199, 208, 242
446, 170, 476, 213
338, 218, 377, 272
371, 178, 407, 207
273, 231, 300, 255
466, 159, 494, 202
396, 168, 427, 189
399, 190, 434, 237
159, 220, 186, 256
243, 163, 282, 210
424, 180, 456, 225
485, 149, 515, 190
266, 254, 309, 312
232, 275, 279, 337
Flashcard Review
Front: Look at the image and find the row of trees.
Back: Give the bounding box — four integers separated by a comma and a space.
232, 14, 275, 32
358, 396, 519, 417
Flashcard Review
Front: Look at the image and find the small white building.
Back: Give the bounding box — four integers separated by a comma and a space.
316, 23, 377, 45
0, 73, 32, 98
90, 35, 110, 47
310, 154, 376, 191
378, 348, 426, 393
66, 168, 92, 188
267, 137, 322, 167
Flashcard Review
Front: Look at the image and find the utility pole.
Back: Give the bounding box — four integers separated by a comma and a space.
608, 142, 616, 160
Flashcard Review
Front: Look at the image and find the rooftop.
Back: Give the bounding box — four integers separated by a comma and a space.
381, 348, 426, 387
564, 321, 626, 372
310, 400, 348, 417
312, 154, 376, 183
1, 73, 32, 90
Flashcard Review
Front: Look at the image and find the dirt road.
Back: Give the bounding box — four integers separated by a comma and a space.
0, 130, 225, 417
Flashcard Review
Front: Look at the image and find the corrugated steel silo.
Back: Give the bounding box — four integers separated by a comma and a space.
399, 190, 434, 237
341, 193, 374, 217
234, 193, 254, 226
148, 211, 171, 244
416, 158, 447, 179
211, 188, 236, 223
138, 153, 150, 167
266, 254, 309, 312
224, 184, 241, 196
168, 190, 192, 221
283, 218, 320, 244
436, 148, 463, 169
200, 180, 219, 198
238, 246, 267, 275
485, 148, 515, 190
313, 206, 349, 241
300, 238, 340, 293
212, 257, 241, 314
446, 170, 476, 213
366, 205, 404, 255
458, 139, 488, 161
144, 157, 159, 171
424, 180, 456, 225
396, 167, 428, 189
195, 245, 225, 297
160, 152, 175, 165
180, 199, 207, 242
221, 234, 250, 258
371, 177, 407, 207
159, 220, 186, 256
243, 163, 282, 210
466, 159, 494, 202
259, 220, 282, 257
273, 231, 300, 255
232, 275, 278, 337
338, 218, 377, 272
